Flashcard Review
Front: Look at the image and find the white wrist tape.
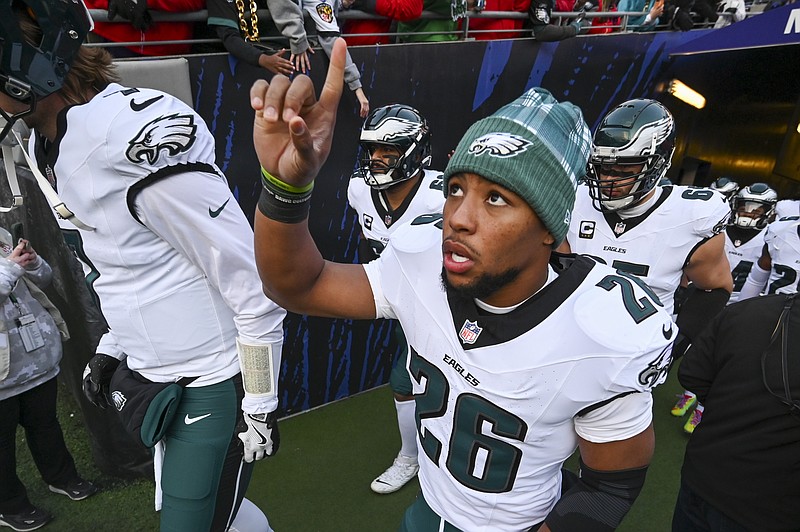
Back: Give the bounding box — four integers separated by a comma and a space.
236, 338, 278, 397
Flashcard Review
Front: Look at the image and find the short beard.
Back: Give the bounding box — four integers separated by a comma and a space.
441, 266, 521, 302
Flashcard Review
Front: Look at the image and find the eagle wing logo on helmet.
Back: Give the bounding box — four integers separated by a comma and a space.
373, 117, 421, 142
468, 133, 532, 158
126, 114, 197, 165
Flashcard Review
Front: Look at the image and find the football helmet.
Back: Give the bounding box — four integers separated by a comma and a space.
358, 104, 431, 190
731, 182, 777, 229
0, 0, 93, 140
710, 177, 739, 202
585, 99, 676, 212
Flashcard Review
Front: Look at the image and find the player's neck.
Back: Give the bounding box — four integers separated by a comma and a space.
617, 187, 659, 219
384, 172, 422, 210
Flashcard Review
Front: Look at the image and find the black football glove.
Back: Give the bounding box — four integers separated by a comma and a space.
107, 0, 153, 32
82, 353, 121, 409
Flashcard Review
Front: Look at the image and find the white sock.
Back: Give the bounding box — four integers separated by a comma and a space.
395, 399, 418, 461
694, 403, 704, 414
683, 390, 696, 399
229, 498, 272, 532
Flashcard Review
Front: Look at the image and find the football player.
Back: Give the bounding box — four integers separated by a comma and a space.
725, 183, 777, 304
709, 176, 739, 203
0, 2, 286, 531
349, 104, 444, 494
559, 98, 733, 434
252, 40, 676, 531
739, 203, 800, 300
774, 197, 800, 220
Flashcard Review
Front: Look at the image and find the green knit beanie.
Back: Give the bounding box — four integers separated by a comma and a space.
444, 88, 591, 247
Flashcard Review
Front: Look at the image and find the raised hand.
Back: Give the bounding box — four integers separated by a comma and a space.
251, 38, 346, 190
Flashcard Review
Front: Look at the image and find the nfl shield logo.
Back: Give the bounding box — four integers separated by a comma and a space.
459, 319, 482, 344
614, 222, 626, 235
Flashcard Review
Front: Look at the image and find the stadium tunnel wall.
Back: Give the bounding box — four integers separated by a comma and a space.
3, 29, 798, 477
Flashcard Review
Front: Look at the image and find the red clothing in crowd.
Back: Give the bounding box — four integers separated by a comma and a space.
86, 0, 204, 56
342, 0, 422, 46
460, 0, 531, 40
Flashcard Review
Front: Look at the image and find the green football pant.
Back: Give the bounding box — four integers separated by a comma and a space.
160, 374, 253, 532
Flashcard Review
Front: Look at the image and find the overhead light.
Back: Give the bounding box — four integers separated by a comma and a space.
668, 79, 706, 109
797, 122, 800, 134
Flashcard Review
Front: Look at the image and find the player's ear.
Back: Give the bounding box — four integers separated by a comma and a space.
543, 232, 555, 247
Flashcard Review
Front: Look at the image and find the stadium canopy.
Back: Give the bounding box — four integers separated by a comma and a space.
670, 3, 800, 55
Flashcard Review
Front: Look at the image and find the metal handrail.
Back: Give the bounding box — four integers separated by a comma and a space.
85, 8, 749, 51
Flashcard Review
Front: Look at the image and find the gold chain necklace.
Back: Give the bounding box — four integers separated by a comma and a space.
235, 0, 260, 42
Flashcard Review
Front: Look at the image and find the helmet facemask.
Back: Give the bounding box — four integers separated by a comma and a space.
357, 104, 431, 191
586, 152, 669, 212
585, 99, 675, 213
358, 138, 430, 190
731, 184, 777, 230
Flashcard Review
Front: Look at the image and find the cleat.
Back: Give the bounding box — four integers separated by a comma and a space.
684, 409, 703, 434
671, 394, 697, 417
48, 478, 98, 501
370, 454, 419, 494
0, 507, 52, 531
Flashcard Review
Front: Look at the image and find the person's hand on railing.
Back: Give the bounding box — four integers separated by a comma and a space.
259, 49, 294, 76
107, 0, 153, 32
291, 48, 315, 75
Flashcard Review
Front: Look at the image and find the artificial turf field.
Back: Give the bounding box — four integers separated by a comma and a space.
18, 369, 690, 531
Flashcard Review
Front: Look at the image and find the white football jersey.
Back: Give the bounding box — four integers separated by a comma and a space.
724, 227, 766, 304
347, 169, 444, 258
29, 83, 285, 385
567, 185, 730, 314
764, 216, 800, 295
775, 199, 800, 221
363, 220, 675, 531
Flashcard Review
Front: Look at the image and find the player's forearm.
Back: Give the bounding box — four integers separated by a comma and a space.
254, 212, 326, 313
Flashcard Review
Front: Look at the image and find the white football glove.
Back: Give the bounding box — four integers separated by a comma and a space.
239, 411, 280, 462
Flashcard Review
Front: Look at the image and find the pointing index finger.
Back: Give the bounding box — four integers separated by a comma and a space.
319, 38, 347, 112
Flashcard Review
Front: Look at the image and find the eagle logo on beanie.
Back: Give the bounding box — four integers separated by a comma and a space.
467, 133, 532, 158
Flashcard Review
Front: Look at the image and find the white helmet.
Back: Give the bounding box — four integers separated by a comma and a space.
731, 183, 777, 229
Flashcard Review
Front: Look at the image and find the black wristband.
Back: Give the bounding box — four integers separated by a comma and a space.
257, 167, 314, 223
258, 186, 311, 224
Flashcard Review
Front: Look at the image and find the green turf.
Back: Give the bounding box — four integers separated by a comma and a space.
16, 371, 689, 531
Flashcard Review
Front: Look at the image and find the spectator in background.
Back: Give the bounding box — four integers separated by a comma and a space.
302, 0, 370, 117
713, 0, 745, 27
340, 0, 422, 46
86, 0, 205, 57
459, 0, 532, 40
0, 230, 98, 532
396, 0, 459, 42
207, 0, 313, 75
667, 0, 717, 30
528, 0, 591, 41
616, 0, 663, 31
587, 0, 620, 34
673, 293, 800, 531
